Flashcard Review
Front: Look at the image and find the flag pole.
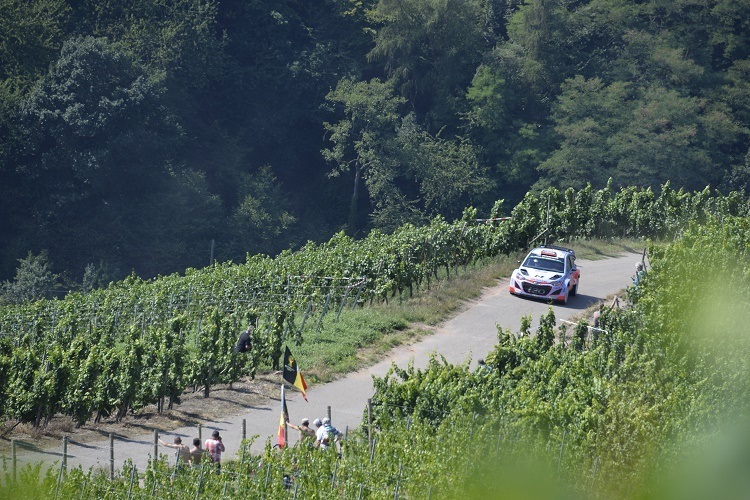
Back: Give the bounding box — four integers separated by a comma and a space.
281, 384, 287, 447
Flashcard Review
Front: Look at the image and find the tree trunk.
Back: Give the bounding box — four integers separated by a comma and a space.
347, 165, 362, 235
35, 405, 43, 429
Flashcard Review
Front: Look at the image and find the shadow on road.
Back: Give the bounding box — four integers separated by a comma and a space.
510, 293, 602, 312
68, 440, 103, 450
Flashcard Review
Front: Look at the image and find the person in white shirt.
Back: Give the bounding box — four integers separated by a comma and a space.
314, 417, 342, 451
204, 430, 226, 471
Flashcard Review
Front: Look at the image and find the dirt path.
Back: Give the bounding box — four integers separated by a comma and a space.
8, 252, 640, 474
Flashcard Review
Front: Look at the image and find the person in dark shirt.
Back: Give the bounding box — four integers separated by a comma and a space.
234, 326, 253, 353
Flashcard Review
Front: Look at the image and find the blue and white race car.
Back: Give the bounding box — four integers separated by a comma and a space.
509, 245, 580, 305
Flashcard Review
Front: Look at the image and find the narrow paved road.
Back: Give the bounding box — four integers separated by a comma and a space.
12, 252, 640, 473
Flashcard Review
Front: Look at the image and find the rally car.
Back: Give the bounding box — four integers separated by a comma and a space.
509, 245, 580, 305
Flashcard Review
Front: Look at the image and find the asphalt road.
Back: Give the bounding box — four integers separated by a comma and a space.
11, 251, 641, 474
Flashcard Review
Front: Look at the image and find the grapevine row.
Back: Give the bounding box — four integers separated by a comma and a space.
0, 183, 747, 427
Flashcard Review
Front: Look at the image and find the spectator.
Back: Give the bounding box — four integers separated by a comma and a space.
592, 304, 603, 330
476, 359, 491, 375
634, 262, 646, 287
287, 417, 316, 444
234, 325, 253, 353
315, 417, 343, 451
205, 430, 226, 471
189, 437, 204, 466
158, 435, 191, 466
592, 295, 620, 330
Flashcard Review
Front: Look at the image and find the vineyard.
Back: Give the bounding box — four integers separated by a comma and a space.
2, 212, 749, 498
0, 183, 748, 433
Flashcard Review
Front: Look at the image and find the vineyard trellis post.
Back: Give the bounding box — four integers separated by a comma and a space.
194, 462, 205, 500
352, 282, 364, 309
127, 463, 136, 500
557, 429, 567, 472
109, 433, 114, 480
394, 462, 403, 499
528, 194, 552, 249
591, 456, 599, 487
335, 285, 352, 321
11, 438, 16, 482
316, 287, 334, 332
54, 460, 64, 500
299, 301, 312, 332
264, 462, 272, 489
62, 435, 68, 473
153, 430, 158, 461
367, 398, 372, 449
331, 459, 339, 491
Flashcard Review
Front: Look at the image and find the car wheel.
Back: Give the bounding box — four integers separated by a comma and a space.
570, 283, 578, 296
557, 291, 568, 305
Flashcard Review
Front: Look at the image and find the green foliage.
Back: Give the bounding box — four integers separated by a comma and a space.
0, 0, 69, 85
364, 216, 750, 497
3, 0, 750, 284
322, 77, 406, 233
540, 76, 745, 191
232, 166, 297, 251
367, 0, 488, 127
0, 173, 747, 433
0, 251, 60, 305
2, 218, 750, 497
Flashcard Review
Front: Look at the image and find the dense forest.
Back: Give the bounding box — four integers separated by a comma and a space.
1, 0, 749, 287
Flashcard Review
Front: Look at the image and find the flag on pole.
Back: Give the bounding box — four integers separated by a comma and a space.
282, 346, 308, 401
277, 384, 288, 448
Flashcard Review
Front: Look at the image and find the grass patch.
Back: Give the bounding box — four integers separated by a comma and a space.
564, 237, 647, 260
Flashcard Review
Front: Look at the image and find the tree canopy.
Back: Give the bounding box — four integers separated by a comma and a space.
1, 0, 749, 283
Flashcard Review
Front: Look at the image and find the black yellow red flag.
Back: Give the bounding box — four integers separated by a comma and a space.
282, 346, 308, 401
277, 385, 288, 448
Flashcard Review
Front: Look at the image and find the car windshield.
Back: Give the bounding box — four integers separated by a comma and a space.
523, 256, 565, 273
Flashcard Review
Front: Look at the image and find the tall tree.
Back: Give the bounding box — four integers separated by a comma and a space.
367, 0, 488, 131
323, 78, 490, 232
0, 0, 71, 278
0, 0, 69, 85
540, 76, 744, 190
397, 114, 491, 220
0, 251, 60, 305
464, 61, 551, 203
323, 77, 405, 233
14, 36, 222, 277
